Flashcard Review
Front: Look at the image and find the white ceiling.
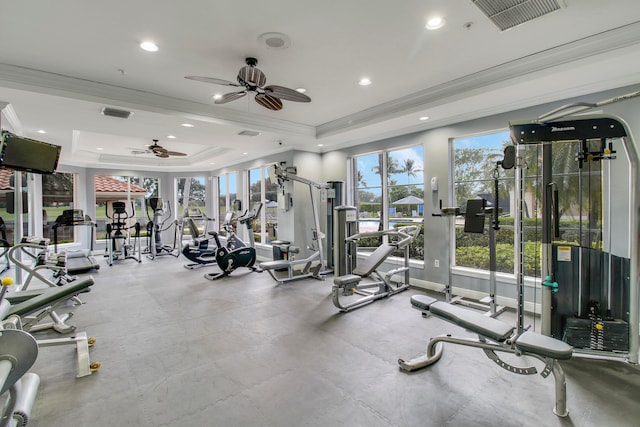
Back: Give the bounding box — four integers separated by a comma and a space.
1, 0, 639, 172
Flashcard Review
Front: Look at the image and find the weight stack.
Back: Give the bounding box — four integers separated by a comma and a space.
563, 317, 629, 352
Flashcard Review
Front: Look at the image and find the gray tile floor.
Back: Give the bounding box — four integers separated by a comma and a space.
11, 254, 640, 426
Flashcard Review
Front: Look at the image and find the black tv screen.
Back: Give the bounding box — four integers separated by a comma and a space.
0, 131, 61, 174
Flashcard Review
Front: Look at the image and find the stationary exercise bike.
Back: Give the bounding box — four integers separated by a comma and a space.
181, 208, 218, 269
205, 203, 262, 281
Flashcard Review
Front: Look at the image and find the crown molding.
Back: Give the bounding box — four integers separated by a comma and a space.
0, 102, 24, 135
317, 20, 640, 138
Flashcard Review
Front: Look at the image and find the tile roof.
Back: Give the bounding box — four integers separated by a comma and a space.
0, 169, 11, 190
93, 175, 146, 193
0, 170, 146, 194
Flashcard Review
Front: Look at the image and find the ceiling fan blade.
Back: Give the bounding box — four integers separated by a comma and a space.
165, 151, 187, 157
155, 152, 170, 158
255, 93, 283, 111
265, 85, 311, 102
215, 91, 246, 104
184, 76, 240, 87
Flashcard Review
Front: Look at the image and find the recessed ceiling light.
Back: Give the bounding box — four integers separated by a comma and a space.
140, 41, 159, 52
167, 135, 176, 139
358, 77, 372, 86
96, 147, 104, 151
317, 144, 324, 147
181, 123, 194, 128
212, 93, 222, 101
419, 116, 430, 121
295, 88, 307, 93
37, 129, 46, 134
426, 16, 446, 30
243, 152, 248, 155
209, 162, 216, 165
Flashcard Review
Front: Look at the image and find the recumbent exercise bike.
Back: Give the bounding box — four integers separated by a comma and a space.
204, 203, 262, 281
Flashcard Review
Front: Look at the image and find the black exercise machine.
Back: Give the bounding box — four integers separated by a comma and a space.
52, 209, 100, 273
181, 209, 218, 269
205, 203, 262, 281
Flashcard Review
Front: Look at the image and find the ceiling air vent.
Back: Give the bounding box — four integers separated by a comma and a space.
472, 0, 562, 31
238, 130, 260, 137
101, 107, 133, 119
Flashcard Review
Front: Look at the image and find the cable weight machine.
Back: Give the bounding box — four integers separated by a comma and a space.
511, 111, 638, 362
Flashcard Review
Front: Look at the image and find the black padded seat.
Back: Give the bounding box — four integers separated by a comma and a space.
429, 301, 515, 342
515, 331, 573, 360
8, 278, 94, 317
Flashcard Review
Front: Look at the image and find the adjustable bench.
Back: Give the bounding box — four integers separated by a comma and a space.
398, 295, 573, 417
5, 278, 94, 333
2, 278, 101, 378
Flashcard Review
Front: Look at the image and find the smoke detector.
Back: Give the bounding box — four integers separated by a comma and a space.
257, 32, 291, 50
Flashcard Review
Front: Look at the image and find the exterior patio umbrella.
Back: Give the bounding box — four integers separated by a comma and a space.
392, 195, 424, 216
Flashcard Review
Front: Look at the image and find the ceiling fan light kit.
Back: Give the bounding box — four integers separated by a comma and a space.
185, 57, 310, 111
134, 139, 186, 158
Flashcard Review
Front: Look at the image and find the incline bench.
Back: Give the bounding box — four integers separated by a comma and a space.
398, 295, 573, 417
2, 278, 101, 378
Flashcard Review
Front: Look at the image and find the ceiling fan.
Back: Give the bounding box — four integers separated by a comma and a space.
132, 140, 187, 158
185, 57, 311, 111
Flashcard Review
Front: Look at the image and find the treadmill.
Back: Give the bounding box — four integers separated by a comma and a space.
52, 209, 100, 273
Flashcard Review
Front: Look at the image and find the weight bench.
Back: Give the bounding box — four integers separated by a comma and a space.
2, 278, 100, 378
398, 295, 573, 417
5, 278, 94, 334
332, 226, 419, 312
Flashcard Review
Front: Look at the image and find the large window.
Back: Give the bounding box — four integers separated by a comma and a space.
218, 173, 237, 236
452, 131, 603, 278
94, 175, 153, 238
353, 145, 424, 260
248, 166, 279, 244
42, 172, 76, 243
453, 132, 515, 273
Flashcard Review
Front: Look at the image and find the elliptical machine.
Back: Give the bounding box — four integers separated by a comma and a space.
144, 197, 180, 260
105, 201, 142, 266
205, 203, 263, 281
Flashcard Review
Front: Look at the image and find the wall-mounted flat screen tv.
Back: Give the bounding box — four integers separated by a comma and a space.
0, 130, 61, 174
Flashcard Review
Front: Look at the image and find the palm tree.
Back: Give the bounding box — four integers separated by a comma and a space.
402, 158, 421, 182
